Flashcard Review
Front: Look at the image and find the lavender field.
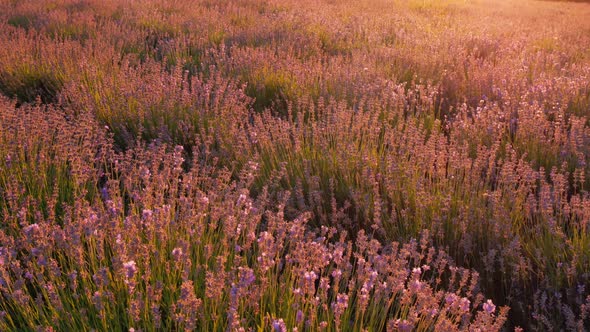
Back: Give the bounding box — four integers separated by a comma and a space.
1, 0, 590, 330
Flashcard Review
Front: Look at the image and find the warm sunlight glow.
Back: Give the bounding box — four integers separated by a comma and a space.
0, 0, 589, 330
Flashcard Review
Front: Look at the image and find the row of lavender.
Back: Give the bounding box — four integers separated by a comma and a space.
0, 97, 506, 330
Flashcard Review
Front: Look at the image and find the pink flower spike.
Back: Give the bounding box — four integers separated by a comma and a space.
483, 299, 496, 314
123, 260, 137, 279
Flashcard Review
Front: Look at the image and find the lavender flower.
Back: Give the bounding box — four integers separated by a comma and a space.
296, 310, 304, 324
397, 319, 413, 332
237, 267, 256, 289
123, 261, 137, 279
171, 248, 183, 261
23, 224, 40, 236
483, 299, 496, 314
272, 318, 286, 332
459, 297, 471, 312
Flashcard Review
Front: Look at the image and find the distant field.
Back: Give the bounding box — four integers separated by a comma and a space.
0, 0, 589, 331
